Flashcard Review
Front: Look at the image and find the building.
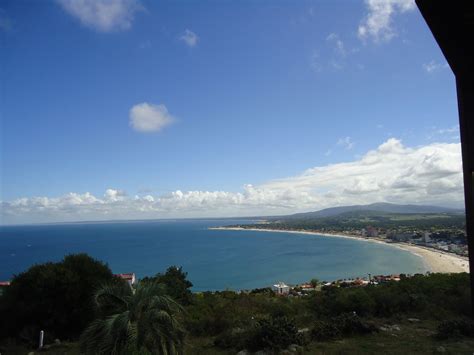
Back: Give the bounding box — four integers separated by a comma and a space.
115, 273, 136, 287
388, 232, 412, 242
366, 226, 378, 238
272, 281, 290, 295
0, 281, 10, 296
423, 232, 431, 243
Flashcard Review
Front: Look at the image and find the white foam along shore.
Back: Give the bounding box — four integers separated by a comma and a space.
210, 227, 470, 274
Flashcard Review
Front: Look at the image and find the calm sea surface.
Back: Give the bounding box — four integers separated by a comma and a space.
0, 219, 427, 291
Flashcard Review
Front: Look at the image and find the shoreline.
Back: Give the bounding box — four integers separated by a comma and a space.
210, 227, 470, 274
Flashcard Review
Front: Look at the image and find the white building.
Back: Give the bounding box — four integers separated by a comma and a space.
272, 281, 290, 295
424, 232, 431, 243
115, 273, 136, 287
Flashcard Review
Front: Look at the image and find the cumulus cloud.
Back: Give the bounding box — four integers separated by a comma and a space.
358, 0, 415, 43
57, 0, 143, 32
129, 102, 175, 133
179, 29, 199, 47
1, 139, 464, 225
422, 60, 450, 73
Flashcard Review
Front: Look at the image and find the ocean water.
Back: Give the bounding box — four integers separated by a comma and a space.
0, 219, 427, 291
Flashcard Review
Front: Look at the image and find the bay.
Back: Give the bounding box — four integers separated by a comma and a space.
0, 219, 427, 291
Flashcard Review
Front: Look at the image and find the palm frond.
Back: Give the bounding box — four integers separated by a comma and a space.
81, 280, 185, 355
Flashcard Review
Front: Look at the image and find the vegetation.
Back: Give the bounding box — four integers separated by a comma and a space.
235, 211, 466, 234
80, 280, 185, 354
142, 266, 194, 305
0, 254, 116, 344
1, 254, 474, 354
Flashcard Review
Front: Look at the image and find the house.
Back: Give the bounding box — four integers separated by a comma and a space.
115, 273, 136, 287
423, 232, 431, 243
0, 281, 10, 296
272, 281, 290, 295
366, 226, 378, 238
388, 232, 412, 242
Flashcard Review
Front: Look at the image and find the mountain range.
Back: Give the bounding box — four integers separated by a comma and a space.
276, 203, 464, 220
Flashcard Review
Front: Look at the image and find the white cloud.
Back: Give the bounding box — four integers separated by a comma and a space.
129, 102, 175, 133
57, 0, 143, 32
422, 60, 449, 73
337, 136, 355, 150
104, 189, 127, 202
1, 139, 464, 224
426, 125, 460, 142
179, 29, 199, 47
358, 0, 415, 43
326, 33, 346, 57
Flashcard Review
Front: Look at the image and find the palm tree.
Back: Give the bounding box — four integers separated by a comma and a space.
80, 280, 185, 354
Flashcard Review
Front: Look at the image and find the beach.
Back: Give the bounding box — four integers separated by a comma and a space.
210, 227, 470, 274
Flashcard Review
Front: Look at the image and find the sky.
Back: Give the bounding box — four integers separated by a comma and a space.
0, 0, 463, 225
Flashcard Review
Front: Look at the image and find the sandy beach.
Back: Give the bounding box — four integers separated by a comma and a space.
210, 227, 470, 274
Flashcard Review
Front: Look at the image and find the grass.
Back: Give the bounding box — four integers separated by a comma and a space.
184, 318, 474, 354
5, 320, 474, 354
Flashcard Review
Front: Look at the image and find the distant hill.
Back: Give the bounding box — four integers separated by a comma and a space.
278, 203, 464, 220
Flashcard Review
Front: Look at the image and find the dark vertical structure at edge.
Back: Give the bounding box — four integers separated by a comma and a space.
416, 0, 474, 314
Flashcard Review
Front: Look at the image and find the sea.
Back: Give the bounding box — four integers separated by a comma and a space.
0, 219, 427, 291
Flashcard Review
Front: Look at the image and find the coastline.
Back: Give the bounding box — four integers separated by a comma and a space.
210, 227, 470, 274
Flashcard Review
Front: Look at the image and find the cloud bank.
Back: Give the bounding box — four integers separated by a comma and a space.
1, 139, 464, 224
57, 0, 143, 32
129, 102, 175, 133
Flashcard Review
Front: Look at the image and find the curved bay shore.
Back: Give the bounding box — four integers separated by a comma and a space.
210, 227, 470, 274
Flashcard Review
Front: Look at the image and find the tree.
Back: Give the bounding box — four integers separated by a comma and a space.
80, 280, 185, 355
0, 253, 115, 342
310, 278, 320, 288
143, 266, 193, 305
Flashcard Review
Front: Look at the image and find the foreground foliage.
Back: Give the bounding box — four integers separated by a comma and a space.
80, 280, 185, 355
0, 254, 116, 343
1, 254, 473, 354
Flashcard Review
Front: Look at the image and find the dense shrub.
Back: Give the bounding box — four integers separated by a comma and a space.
0, 254, 117, 343
246, 316, 304, 352
142, 266, 193, 305
311, 313, 376, 341
436, 319, 474, 339
311, 320, 341, 341
333, 313, 377, 335
311, 273, 471, 318
213, 328, 247, 349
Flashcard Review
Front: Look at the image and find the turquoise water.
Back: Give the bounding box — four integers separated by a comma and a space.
0, 219, 427, 291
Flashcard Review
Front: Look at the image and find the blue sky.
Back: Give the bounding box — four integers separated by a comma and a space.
0, 0, 463, 224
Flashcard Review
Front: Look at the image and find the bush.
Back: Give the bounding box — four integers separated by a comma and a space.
142, 266, 193, 305
436, 319, 474, 339
213, 328, 247, 349
0, 254, 117, 342
311, 313, 376, 342
333, 313, 376, 335
246, 316, 303, 352
311, 320, 340, 341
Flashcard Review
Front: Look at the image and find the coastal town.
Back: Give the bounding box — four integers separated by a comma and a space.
269, 273, 414, 297
341, 226, 468, 257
